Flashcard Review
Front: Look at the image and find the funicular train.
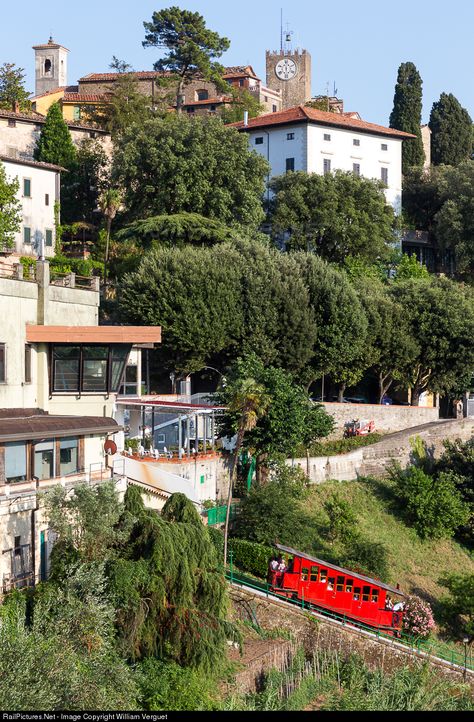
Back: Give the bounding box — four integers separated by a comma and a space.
269, 544, 405, 635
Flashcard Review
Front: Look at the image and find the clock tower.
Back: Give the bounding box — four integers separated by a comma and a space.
266, 48, 312, 110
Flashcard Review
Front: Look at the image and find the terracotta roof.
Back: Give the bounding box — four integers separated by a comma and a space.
63, 93, 110, 103
0, 414, 119, 443
0, 108, 109, 134
0, 155, 65, 173
79, 71, 171, 82
31, 85, 78, 100
26, 325, 162, 344
184, 96, 232, 107
231, 105, 417, 139
32, 42, 69, 51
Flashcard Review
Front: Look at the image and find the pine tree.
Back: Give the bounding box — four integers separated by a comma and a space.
429, 92, 473, 166
34, 102, 77, 169
0, 63, 30, 111
389, 62, 425, 173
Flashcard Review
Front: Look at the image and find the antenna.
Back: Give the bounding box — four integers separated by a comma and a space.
280, 8, 284, 53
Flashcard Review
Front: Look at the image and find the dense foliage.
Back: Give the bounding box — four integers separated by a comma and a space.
112, 114, 268, 231
389, 62, 425, 172
34, 102, 77, 169
402, 595, 436, 639
0, 62, 30, 110
0, 162, 21, 250
429, 92, 472, 166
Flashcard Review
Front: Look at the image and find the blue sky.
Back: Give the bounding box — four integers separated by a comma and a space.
2, 0, 473, 126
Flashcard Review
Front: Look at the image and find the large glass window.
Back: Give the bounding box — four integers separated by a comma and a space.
60, 438, 79, 476
34, 440, 54, 481
52, 345, 131, 394
82, 346, 108, 392
53, 346, 80, 392
5, 442, 27, 483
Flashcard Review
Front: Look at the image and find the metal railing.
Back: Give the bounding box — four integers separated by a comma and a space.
206, 504, 238, 526
225, 561, 474, 674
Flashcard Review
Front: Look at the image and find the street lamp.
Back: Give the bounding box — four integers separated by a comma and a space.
202, 366, 226, 386
463, 636, 470, 683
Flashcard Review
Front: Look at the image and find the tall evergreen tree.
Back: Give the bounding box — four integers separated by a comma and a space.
34, 102, 77, 169
389, 62, 425, 173
429, 93, 472, 166
0, 63, 30, 111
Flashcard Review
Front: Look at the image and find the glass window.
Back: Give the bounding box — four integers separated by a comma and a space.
23, 178, 31, 197
353, 587, 361, 600
25, 344, 31, 384
381, 167, 389, 186
8, 119, 16, 128
353, 138, 360, 146
345, 579, 353, 593
23, 227, 31, 244
5, 442, 27, 483
45, 193, 49, 206
45, 229, 53, 247
310, 566, 319, 582
60, 438, 79, 476
362, 586, 371, 601
73, 106, 81, 121
381, 143, 388, 151
286, 157, 295, 172
323, 158, 331, 174
353, 163, 360, 176
320, 569, 328, 583
371, 589, 379, 604
272, 105, 277, 113
327, 577, 335, 590
82, 346, 108, 392
197, 89, 209, 101
336, 576, 345, 592
301, 567, 309, 582
255, 137, 264, 145
110, 345, 130, 392
287, 132, 295, 140
53, 346, 80, 392
34, 440, 54, 481
324, 133, 331, 141
0, 344, 5, 382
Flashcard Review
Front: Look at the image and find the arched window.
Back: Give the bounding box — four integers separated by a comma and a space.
196, 89, 209, 101
44, 58, 52, 75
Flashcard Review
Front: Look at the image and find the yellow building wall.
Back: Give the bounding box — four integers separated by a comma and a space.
32, 89, 66, 116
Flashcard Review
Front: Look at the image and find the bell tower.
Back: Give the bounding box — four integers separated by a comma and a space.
32, 37, 69, 97
266, 24, 311, 110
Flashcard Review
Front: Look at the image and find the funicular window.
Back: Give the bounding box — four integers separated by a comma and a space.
310, 566, 319, 582
301, 567, 309, 581
320, 569, 328, 583
371, 589, 379, 604
336, 576, 345, 592
345, 579, 353, 593
353, 587, 361, 600
327, 577, 335, 591
362, 586, 371, 602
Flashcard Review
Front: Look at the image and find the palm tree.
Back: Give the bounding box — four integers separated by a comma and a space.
223, 377, 269, 566
99, 188, 122, 293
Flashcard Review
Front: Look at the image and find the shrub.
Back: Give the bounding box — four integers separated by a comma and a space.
342, 539, 390, 582
228, 538, 274, 579
137, 658, 219, 711
324, 493, 358, 545
402, 595, 436, 639
439, 573, 474, 637
390, 465, 470, 540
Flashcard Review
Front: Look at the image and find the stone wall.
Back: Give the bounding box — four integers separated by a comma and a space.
291, 418, 474, 483
229, 587, 474, 693
322, 401, 439, 437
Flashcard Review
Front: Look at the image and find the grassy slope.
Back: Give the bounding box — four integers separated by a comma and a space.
303, 477, 474, 602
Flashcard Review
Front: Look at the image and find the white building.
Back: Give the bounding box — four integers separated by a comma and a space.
233, 105, 416, 214
1, 156, 61, 259
0, 260, 161, 592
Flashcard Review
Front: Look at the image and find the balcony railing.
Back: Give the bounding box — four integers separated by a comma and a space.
49, 271, 100, 291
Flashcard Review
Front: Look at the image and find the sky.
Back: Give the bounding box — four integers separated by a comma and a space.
2, 0, 474, 126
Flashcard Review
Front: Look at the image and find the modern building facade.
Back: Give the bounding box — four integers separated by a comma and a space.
0, 259, 161, 592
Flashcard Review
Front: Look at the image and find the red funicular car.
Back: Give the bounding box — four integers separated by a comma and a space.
269, 544, 405, 634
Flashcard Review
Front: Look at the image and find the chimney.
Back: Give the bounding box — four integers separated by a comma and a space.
244, 110, 249, 127
12, 101, 20, 113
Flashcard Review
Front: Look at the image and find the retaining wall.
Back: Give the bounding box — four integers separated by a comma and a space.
322, 401, 439, 437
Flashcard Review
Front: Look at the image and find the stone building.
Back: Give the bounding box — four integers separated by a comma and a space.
266, 49, 312, 109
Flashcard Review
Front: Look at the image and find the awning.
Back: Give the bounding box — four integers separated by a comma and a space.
0, 415, 121, 443
25, 325, 161, 345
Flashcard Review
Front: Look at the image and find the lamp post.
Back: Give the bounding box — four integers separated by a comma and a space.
463, 636, 470, 683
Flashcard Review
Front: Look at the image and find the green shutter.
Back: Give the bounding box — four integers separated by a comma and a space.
45, 229, 53, 247
23, 227, 31, 244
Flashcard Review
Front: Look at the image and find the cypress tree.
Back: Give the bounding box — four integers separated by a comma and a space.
34, 102, 77, 169
389, 62, 425, 173
429, 92, 472, 166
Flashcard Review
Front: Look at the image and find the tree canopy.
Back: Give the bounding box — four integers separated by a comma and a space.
0, 62, 30, 110
112, 114, 268, 231
142, 6, 230, 112
0, 162, 21, 251
270, 170, 395, 263
389, 62, 425, 172
34, 102, 77, 169
429, 92, 472, 166
115, 212, 240, 249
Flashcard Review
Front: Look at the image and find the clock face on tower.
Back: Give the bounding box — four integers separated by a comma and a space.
275, 58, 298, 81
